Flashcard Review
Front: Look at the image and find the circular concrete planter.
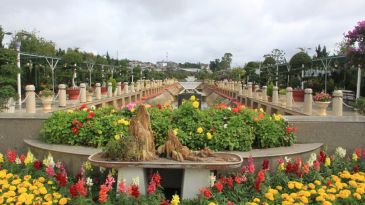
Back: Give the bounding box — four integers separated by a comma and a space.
316, 101, 331, 116
24, 139, 101, 175
40, 96, 53, 112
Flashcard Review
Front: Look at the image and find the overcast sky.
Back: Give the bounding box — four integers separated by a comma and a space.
1, 0, 364, 66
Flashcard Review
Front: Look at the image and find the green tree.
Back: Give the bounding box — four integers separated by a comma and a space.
9, 31, 56, 56
289, 51, 311, 88
243, 61, 260, 83
220, 53, 233, 70
314, 44, 329, 59
0, 48, 18, 109
260, 56, 276, 85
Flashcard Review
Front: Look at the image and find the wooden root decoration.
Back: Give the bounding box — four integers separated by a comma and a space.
158, 129, 215, 162
128, 105, 157, 161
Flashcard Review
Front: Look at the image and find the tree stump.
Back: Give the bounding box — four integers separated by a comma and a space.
128, 105, 157, 161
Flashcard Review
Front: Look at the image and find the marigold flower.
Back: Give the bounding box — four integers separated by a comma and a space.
197, 127, 203, 134
206, 132, 212, 140
192, 101, 199, 109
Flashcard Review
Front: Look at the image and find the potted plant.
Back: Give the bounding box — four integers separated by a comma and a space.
293, 89, 305, 102
39, 88, 54, 112
279, 88, 287, 107
313, 92, 331, 116
101, 81, 107, 96
266, 83, 274, 102
87, 87, 94, 102
62, 50, 83, 100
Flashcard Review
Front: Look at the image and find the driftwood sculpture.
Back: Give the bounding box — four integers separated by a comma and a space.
128, 105, 157, 161
157, 129, 215, 162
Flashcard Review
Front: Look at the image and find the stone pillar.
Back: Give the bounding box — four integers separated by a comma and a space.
272, 86, 279, 105
262, 86, 268, 102
95, 83, 101, 100
304, 88, 313, 115
254, 85, 260, 99
286, 87, 293, 109
332, 90, 343, 116
107, 82, 113, 97
80, 83, 87, 103
130, 82, 135, 93
25, 85, 36, 113
247, 82, 253, 98
58, 84, 67, 107
117, 82, 122, 96
124, 82, 129, 94
238, 82, 243, 95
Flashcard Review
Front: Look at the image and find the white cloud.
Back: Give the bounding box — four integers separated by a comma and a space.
1, 0, 364, 65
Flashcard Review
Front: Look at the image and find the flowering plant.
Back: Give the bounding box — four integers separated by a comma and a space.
313, 92, 332, 102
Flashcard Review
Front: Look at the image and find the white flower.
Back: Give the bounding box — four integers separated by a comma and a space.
15, 157, 21, 164
86, 177, 94, 187
223, 124, 228, 129
226, 107, 231, 111
335, 147, 346, 158
284, 156, 291, 163
307, 153, 317, 167
210, 173, 216, 187
90, 105, 96, 110
43, 153, 55, 167
132, 176, 140, 186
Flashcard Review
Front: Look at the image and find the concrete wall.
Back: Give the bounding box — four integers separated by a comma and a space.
0, 113, 49, 153
285, 116, 365, 153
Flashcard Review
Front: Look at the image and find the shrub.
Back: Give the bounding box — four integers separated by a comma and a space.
353, 97, 365, 115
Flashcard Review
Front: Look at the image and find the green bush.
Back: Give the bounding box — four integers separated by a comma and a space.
353, 97, 365, 115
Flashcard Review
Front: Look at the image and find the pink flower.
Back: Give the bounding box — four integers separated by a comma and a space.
105, 174, 115, 190
247, 155, 255, 174
118, 180, 127, 193
46, 165, 55, 176
147, 181, 157, 195
127, 103, 136, 111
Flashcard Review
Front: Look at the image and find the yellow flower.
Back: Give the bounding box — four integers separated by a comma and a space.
253, 198, 260, 203
192, 101, 199, 109
0, 153, 4, 163
325, 157, 331, 167
24, 150, 34, 165
197, 127, 203, 134
265, 192, 274, 201
353, 192, 362, 200
173, 128, 178, 136
206, 132, 212, 140
259, 108, 264, 113
58, 198, 68, 205
190, 95, 196, 101
67, 109, 73, 113
170, 194, 180, 205
273, 113, 282, 121
288, 181, 295, 189
352, 153, 358, 161
208, 203, 216, 205
114, 134, 121, 140
323, 201, 332, 205
83, 161, 93, 171
276, 185, 283, 191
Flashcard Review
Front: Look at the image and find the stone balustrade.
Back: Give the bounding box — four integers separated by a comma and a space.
207, 80, 345, 117
20, 78, 176, 114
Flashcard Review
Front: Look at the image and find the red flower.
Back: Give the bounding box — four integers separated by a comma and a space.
33, 160, 42, 170
318, 151, 326, 163
80, 104, 88, 110
354, 164, 359, 173
6, 150, 17, 163
232, 107, 240, 113
234, 175, 247, 184
225, 177, 233, 189
147, 181, 157, 195
19, 154, 25, 164
86, 111, 95, 119
76, 179, 88, 197
262, 159, 270, 170
227, 201, 235, 205
128, 184, 140, 198
77, 122, 83, 127
302, 163, 310, 175
152, 173, 161, 186
286, 127, 293, 134
56, 172, 67, 187
157, 104, 162, 109
98, 184, 109, 203
313, 160, 321, 171
72, 127, 79, 134
326, 180, 332, 186
214, 181, 223, 192
69, 184, 78, 198
254, 170, 265, 191
200, 187, 212, 199
160, 200, 170, 205
72, 119, 79, 125
356, 148, 361, 158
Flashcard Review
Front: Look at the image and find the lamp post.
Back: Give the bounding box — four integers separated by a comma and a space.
15, 40, 22, 109
356, 64, 361, 99
301, 64, 304, 90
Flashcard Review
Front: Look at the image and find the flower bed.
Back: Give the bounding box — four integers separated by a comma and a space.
0, 148, 364, 204
41, 99, 296, 151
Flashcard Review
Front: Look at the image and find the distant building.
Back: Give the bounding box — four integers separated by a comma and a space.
128, 60, 156, 70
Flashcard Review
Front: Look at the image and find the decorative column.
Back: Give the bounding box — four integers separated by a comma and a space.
130, 82, 135, 93
58, 84, 67, 107
332, 90, 343, 116
247, 82, 253, 98
272, 86, 279, 105
238, 82, 243, 95
304, 88, 313, 115
286, 87, 293, 109
95, 83, 101, 100
107, 82, 113, 98
262, 86, 268, 102
254, 85, 260, 99
117, 82, 122, 96
25, 85, 36, 113
80, 83, 87, 103
124, 82, 129, 94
